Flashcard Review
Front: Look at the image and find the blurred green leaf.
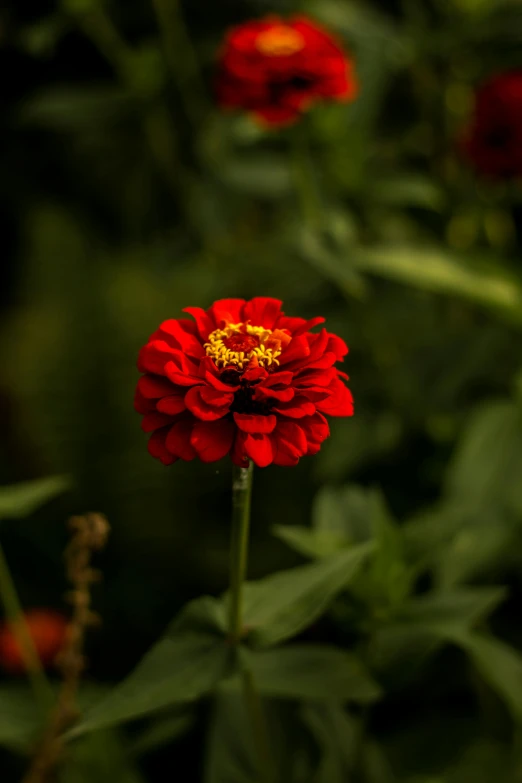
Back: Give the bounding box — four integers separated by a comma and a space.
294, 226, 366, 298
70, 627, 232, 735
303, 703, 359, 783
0, 685, 42, 752
240, 544, 373, 647
369, 588, 506, 675
0, 475, 70, 521
366, 174, 446, 212
130, 710, 195, 757
236, 645, 381, 703
217, 155, 293, 198
273, 525, 347, 560
449, 631, 522, 721
18, 86, 137, 131
354, 246, 522, 324
60, 730, 146, 783
445, 400, 522, 515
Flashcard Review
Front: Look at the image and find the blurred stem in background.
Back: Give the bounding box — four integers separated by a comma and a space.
290, 123, 323, 232
0, 544, 54, 711
66, 2, 195, 228
151, 0, 208, 126
228, 463, 275, 782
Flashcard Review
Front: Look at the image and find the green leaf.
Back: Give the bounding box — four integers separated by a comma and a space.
60, 730, 146, 783
449, 631, 522, 721
237, 645, 381, 703
130, 710, 194, 757
366, 173, 446, 212
369, 588, 506, 676
354, 246, 522, 325
217, 154, 293, 198
273, 525, 346, 560
445, 400, 522, 515
302, 703, 360, 783
19, 86, 136, 131
240, 544, 373, 647
273, 485, 381, 560
295, 226, 366, 298
0, 475, 71, 521
0, 685, 43, 752
70, 624, 232, 735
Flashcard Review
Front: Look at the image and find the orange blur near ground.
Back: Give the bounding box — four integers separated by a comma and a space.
0, 610, 68, 673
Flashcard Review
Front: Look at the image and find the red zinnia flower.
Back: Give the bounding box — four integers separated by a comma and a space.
216, 16, 357, 126
135, 298, 353, 468
461, 71, 522, 179
0, 610, 68, 673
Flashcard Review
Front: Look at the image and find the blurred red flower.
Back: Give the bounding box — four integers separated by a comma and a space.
462, 71, 522, 179
135, 297, 353, 468
0, 610, 68, 673
216, 16, 357, 126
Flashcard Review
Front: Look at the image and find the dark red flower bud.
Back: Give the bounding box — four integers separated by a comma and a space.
461, 71, 522, 179
215, 16, 357, 126
0, 610, 68, 673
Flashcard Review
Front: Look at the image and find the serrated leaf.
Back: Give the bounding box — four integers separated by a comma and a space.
0, 475, 71, 521
70, 629, 232, 736
237, 645, 381, 702
239, 544, 373, 647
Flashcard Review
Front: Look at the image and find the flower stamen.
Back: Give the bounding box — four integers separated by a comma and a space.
205, 323, 290, 370
255, 26, 305, 57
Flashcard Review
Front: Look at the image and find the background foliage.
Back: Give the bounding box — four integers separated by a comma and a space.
1, 0, 522, 781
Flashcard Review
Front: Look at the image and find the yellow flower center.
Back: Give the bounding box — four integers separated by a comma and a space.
255, 26, 305, 57
205, 323, 290, 370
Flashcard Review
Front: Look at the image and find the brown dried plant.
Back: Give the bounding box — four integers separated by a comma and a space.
22, 512, 110, 783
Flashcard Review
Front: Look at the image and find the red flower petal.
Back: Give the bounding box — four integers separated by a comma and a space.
148, 428, 177, 465
138, 340, 177, 375
208, 298, 246, 327
191, 419, 235, 462
278, 335, 310, 366
141, 412, 174, 433
137, 376, 176, 399
159, 319, 205, 359
165, 361, 202, 387
317, 379, 354, 417
244, 433, 274, 467
156, 394, 187, 415
183, 307, 214, 340
243, 297, 284, 329
166, 420, 197, 461
273, 399, 316, 418
185, 386, 232, 421
234, 413, 277, 433
205, 370, 240, 392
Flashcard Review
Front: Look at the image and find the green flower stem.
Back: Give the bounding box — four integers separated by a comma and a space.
228, 462, 254, 645
0, 543, 54, 711
241, 667, 277, 783
151, 0, 207, 125
228, 463, 275, 781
